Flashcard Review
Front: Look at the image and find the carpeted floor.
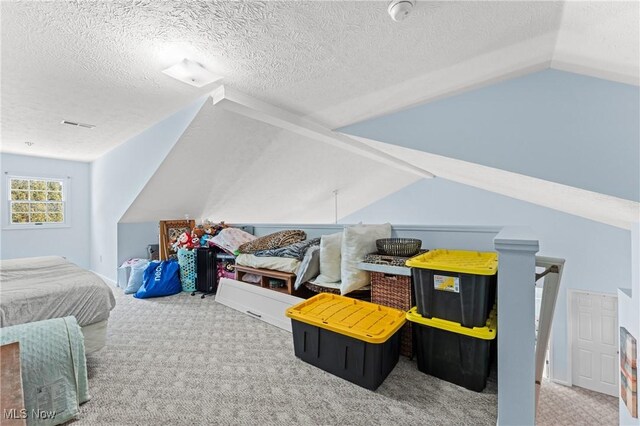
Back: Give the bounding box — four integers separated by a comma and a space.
73, 290, 497, 425
72, 290, 618, 425
537, 379, 618, 425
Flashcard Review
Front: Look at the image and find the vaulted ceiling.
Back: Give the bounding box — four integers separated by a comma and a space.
1, 1, 637, 161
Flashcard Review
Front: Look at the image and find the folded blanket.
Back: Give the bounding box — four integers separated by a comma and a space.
235, 254, 301, 274
254, 238, 320, 260
0, 316, 89, 426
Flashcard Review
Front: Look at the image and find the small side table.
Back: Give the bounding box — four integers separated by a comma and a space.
1, 342, 26, 426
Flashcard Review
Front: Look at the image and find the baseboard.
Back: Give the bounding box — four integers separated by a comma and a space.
92, 270, 117, 287
550, 378, 571, 387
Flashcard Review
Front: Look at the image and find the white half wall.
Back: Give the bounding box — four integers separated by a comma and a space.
90, 97, 207, 280
340, 177, 632, 386
117, 221, 158, 266
0, 153, 91, 268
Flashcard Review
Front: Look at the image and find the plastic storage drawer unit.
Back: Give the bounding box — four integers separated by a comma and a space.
406, 249, 498, 328
285, 293, 406, 390
407, 306, 496, 392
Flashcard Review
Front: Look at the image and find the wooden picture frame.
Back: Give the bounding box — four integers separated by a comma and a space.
159, 219, 195, 260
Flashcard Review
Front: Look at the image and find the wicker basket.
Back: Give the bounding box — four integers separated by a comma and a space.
304, 282, 371, 300
376, 238, 422, 257
371, 271, 413, 357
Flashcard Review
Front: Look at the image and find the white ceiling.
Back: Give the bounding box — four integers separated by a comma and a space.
121, 100, 420, 223
1, 1, 638, 162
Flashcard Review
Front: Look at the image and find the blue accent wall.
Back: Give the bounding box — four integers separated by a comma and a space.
338, 70, 637, 387
1, 154, 91, 267
341, 177, 631, 388
341, 69, 640, 202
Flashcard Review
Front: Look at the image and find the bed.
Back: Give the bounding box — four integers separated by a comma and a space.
0, 256, 116, 353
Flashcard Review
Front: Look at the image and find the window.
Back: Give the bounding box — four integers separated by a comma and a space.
7, 176, 67, 227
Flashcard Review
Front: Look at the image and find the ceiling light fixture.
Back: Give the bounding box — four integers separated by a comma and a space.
162, 58, 223, 88
24, 141, 34, 146
388, 0, 415, 22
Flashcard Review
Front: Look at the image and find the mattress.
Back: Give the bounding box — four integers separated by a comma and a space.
0, 256, 116, 328
235, 253, 301, 274
82, 319, 108, 354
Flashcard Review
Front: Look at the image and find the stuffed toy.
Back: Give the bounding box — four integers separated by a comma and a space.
200, 234, 214, 247
172, 231, 194, 251
190, 230, 201, 249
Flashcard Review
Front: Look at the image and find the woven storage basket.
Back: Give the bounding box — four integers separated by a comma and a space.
304, 282, 371, 301
177, 249, 197, 292
376, 238, 422, 257
371, 272, 413, 357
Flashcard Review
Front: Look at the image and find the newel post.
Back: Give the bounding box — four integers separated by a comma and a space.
494, 227, 539, 425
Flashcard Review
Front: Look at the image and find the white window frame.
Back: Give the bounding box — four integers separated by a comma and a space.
3, 173, 70, 230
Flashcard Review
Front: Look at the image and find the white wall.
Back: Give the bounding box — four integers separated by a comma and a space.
0, 153, 91, 268
340, 177, 632, 386
90, 96, 207, 280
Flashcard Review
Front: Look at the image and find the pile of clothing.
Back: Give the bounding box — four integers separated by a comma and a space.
233, 230, 320, 289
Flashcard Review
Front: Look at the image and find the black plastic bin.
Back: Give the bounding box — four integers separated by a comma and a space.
407, 306, 497, 392
285, 294, 406, 390
406, 249, 498, 328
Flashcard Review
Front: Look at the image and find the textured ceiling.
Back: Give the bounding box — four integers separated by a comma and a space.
552, 0, 640, 83
121, 101, 420, 223
1, 1, 637, 161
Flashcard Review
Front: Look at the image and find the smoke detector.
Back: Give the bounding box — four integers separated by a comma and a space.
388, 0, 415, 22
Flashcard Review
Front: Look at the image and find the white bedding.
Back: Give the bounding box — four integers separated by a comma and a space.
0, 256, 115, 328
235, 253, 301, 274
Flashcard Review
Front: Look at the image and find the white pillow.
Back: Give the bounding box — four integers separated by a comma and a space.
314, 232, 343, 284
340, 223, 392, 295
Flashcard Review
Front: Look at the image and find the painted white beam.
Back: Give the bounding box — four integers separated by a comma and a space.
209, 85, 435, 179
352, 135, 640, 230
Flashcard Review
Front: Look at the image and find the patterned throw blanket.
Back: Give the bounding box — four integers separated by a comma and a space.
253, 238, 321, 260
0, 316, 89, 426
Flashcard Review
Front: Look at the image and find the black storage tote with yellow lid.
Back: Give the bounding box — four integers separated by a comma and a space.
406, 249, 498, 328
407, 306, 497, 392
285, 293, 406, 390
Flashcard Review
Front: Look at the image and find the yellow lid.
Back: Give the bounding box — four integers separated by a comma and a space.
285, 293, 406, 344
406, 306, 497, 340
405, 249, 498, 275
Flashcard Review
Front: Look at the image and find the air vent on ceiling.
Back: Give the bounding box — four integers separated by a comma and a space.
61, 120, 96, 129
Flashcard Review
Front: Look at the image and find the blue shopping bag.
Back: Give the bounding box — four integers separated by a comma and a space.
134, 259, 182, 299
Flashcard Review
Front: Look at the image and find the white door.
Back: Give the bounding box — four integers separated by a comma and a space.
571, 291, 618, 396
